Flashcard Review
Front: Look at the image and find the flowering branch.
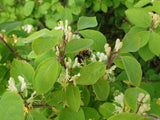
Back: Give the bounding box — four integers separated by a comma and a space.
0, 36, 31, 62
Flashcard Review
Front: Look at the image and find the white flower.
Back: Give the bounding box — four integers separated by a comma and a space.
91, 54, 97, 63
54, 26, 62, 30
114, 38, 123, 51
96, 52, 107, 62
142, 94, 150, 103
8, 77, 18, 93
114, 93, 124, 107
26, 91, 36, 108
65, 57, 72, 69
137, 93, 145, 102
72, 34, 81, 39
139, 104, 150, 114
69, 73, 80, 86
72, 57, 81, 68
18, 76, 27, 91
104, 43, 111, 56
22, 24, 33, 33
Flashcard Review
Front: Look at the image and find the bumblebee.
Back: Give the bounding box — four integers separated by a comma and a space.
75, 49, 91, 63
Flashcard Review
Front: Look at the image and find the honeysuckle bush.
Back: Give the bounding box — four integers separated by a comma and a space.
0, 0, 160, 120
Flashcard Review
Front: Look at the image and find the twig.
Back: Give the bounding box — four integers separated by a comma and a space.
0, 36, 31, 62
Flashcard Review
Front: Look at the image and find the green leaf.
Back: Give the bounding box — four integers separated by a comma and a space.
121, 33, 140, 53
138, 44, 155, 61
0, 65, 7, 81
66, 85, 81, 112
24, 1, 35, 16
121, 56, 142, 86
33, 58, 59, 94
45, 90, 64, 107
108, 113, 143, 120
75, 0, 85, 6
82, 107, 100, 120
0, 21, 22, 32
99, 102, 115, 119
149, 31, 160, 56
32, 36, 58, 55
153, 1, 160, 15
134, 0, 151, 8
65, 39, 93, 53
93, 78, 110, 101
61, 8, 73, 24
80, 30, 107, 52
137, 31, 150, 48
80, 86, 90, 106
148, 99, 160, 117
26, 110, 47, 120
59, 108, 85, 120
24, 29, 50, 43
101, 1, 108, 13
125, 88, 149, 111
10, 59, 34, 83
78, 16, 97, 30
76, 62, 106, 85
125, 8, 152, 28
0, 92, 24, 120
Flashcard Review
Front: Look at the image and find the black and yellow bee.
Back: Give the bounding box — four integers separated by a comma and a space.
75, 49, 91, 63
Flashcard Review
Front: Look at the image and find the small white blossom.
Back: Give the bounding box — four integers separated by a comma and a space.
26, 91, 36, 108
139, 104, 151, 114
72, 34, 81, 39
114, 93, 124, 108
137, 93, 145, 102
58, 69, 70, 88
69, 73, 80, 86
72, 57, 81, 68
91, 54, 97, 63
142, 94, 150, 103
114, 38, 123, 51
18, 76, 27, 91
96, 52, 107, 62
8, 77, 18, 93
22, 24, 33, 33
65, 57, 72, 69
54, 26, 62, 30
113, 105, 123, 113
104, 43, 111, 56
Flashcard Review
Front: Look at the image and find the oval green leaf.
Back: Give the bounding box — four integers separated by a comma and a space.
65, 39, 93, 53
0, 92, 24, 120
33, 58, 59, 94
121, 56, 142, 86
24, 1, 35, 16
10, 59, 34, 83
76, 62, 106, 85
99, 102, 116, 119
82, 107, 100, 120
125, 8, 152, 28
149, 31, 160, 56
78, 16, 97, 30
93, 78, 110, 101
108, 113, 143, 120
125, 87, 149, 111
32, 36, 58, 55
59, 108, 85, 120
121, 33, 140, 53
24, 29, 50, 43
66, 85, 81, 112
79, 30, 107, 52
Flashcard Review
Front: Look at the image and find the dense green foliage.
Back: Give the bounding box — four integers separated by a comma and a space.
0, 0, 160, 120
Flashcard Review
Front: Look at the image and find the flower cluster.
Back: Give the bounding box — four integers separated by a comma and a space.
55, 20, 80, 42
57, 68, 80, 87
8, 76, 27, 93
149, 12, 160, 28
137, 93, 151, 115
22, 24, 34, 33
113, 93, 125, 113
